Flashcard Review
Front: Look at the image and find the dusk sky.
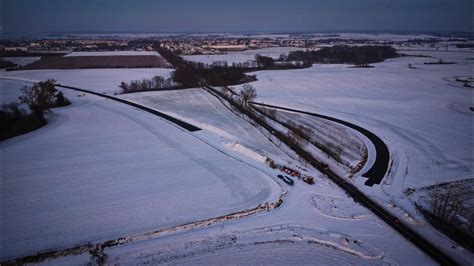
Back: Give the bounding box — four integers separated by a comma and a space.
2, 0, 473, 34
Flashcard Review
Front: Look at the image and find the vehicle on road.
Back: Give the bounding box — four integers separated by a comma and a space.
277, 174, 294, 186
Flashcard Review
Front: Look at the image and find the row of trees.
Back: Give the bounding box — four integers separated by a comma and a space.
153, 44, 397, 92
189, 60, 260, 69
118, 75, 178, 94
156, 45, 305, 88
287, 45, 398, 66
1, 79, 70, 141
423, 186, 473, 251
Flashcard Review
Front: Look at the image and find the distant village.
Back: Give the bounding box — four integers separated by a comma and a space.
3, 33, 470, 56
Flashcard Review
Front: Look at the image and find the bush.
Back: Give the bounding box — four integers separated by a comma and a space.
118, 75, 179, 94
255, 54, 275, 68
0, 103, 46, 141
1, 80, 70, 141
55, 91, 71, 107
19, 79, 70, 114
240, 84, 257, 107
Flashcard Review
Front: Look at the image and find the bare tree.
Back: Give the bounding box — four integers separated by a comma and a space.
429, 187, 464, 228
19, 79, 59, 114
296, 124, 313, 143
265, 108, 277, 120
118, 82, 129, 93
333, 145, 343, 165
288, 129, 302, 146
240, 84, 257, 107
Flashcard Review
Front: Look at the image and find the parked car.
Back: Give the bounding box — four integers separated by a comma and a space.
277, 174, 294, 186
320, 163, 329, 170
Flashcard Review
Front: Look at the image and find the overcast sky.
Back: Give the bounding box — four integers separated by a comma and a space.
2, 0, 473, 34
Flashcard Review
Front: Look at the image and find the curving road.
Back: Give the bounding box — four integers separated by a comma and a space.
56, 84, 201, 132
249, 101, 389, 186
203, 87, 456, 265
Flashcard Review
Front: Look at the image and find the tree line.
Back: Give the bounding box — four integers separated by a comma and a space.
119, 76, 179, 94
155, 45, 311, 88
152, 44, 398, 89
1, 80, 70, 141
287, 45, 398, 66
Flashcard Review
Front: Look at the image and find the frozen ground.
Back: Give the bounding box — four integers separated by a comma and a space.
410, 178, 474, 236
183, 47, 304, 64
64, 51, 161, 57
3, 57, 41, 67
0, 68, 174, 95
313, 33, 437, 41
1, 74, 439, 265
38, 173, 434, 265
0, 79, 32, 104
231, 49, 473, 260
2, 43, 473, 264
0, 87, 279, 261
121, 89, 296, 165
240, 51, 473, 191
259, 107, 368, 173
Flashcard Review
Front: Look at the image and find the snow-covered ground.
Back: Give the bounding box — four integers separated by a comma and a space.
183, 47, 305, 64
0, 73, 439, 265
312, 33, 437, 41
263, 108, 368, 172
64, 51, 162, 57
0, 79, 32, 104
240, 51, 473, 191
229, 50, 473, 261
0, 68, 174, 95
37, 174, 434, 265
121, 89, 296, 165
1, 42, 473, 264
0, 86, 280, 261
3, 57, 42, 66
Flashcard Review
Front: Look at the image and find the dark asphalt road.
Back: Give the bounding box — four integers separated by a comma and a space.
56, 84, 201, 132
204, 87, 456, 265
250, 101, 389, 186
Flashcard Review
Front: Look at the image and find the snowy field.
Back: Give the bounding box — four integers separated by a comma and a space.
240, 51, 473, 191
183, 47, 305, 64
2, 41, 473, 264
185, 33, 437, 41
1, 68, 440, 265
0, 79, 32, 104
263, 108, 368, 173
229, 50, 474, 260
121, 89, 296, 165
39, 174, 434, 265
3, 57, 41, 66
0, 86, 279, 261
64, 51, 161, 57
312, 33, 437, 41
0, 68, 174, 95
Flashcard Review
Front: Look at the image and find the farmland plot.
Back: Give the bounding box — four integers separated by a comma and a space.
183, 47, 304, 65
0, 91, 278, 261
240, 53, 473, 193
0, 68, 174, 95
